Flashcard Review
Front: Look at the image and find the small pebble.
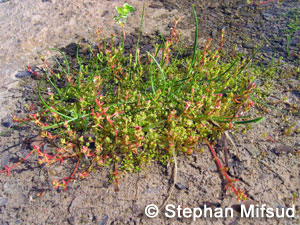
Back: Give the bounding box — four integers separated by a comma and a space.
15, 71, 32, 79
98, 214, 108, 225
274, 145, 294, 154
175, 182, 188, 190
1, 116, 13, 128
101, 10, 109, 17
259, 174, 268, 180
0, 197, 8, 206
1, 120, 12, 128
144, 185, 162, 194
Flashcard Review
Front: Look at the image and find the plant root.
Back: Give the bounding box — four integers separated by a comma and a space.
159, 150, 178, 211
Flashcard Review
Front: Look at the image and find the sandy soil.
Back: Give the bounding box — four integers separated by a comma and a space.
0, 0, 299, 224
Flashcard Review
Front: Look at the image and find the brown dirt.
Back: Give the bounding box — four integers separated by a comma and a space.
0, 0, 299, 224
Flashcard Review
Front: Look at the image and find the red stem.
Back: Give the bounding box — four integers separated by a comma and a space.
204, 139, 238, 196
0, 149, 36, 176
62, 157, 80, 190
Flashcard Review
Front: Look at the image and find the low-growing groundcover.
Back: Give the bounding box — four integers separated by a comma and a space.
0, 5, 264, 202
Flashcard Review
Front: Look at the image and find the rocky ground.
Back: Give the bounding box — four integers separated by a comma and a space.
0, 0, 299, 224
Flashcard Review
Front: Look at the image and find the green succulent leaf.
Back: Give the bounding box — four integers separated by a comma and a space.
114, 3, 135, 25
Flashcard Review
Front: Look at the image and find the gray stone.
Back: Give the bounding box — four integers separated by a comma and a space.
175, 182, 188, 190
0, 197, 8, 206
274, 145, 294, 154
15, 71, 32, 79
144, 185, 162, 194
98, 214, 108, 225
1, 116, 13, 128
1, 120, 12, 128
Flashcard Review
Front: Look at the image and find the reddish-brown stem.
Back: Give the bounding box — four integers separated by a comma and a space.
61, 157, 80, 190
0, 149, 36, 176
204, 139, 238, 196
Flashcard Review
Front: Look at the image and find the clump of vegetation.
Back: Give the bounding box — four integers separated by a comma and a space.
1, 5, 263, 201
283, 8, 300, 59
